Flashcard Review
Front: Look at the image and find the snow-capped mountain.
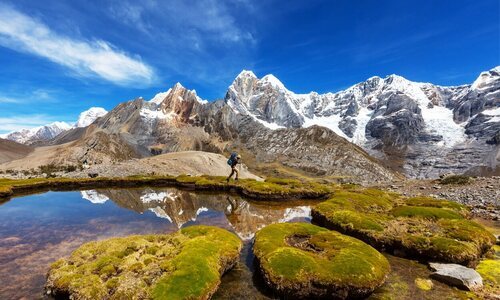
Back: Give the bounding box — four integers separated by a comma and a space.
3, 107, 108, 145
2, 121, 72, 145
81, 190, 109, 204
226, 67, 499, 177
75, 107, 108, 127
227, 68, 498, 147
2, 67, 497, 179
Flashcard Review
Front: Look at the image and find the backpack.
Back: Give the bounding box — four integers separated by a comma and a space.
227, 152, 238, 166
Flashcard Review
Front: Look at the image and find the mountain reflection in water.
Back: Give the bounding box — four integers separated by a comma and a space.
0, 188, 317, 299
82, 188, 313, 240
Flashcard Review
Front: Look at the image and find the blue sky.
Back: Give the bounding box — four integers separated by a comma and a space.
0, 0, 498, 133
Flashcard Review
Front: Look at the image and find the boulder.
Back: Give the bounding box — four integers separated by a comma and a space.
429, 262, 483, 291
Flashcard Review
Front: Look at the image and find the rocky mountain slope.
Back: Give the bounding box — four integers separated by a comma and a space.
2, 67, 497, 180
0, 138, 32, 164
0, 83, 396, 183
64, 151, 261, 180
226, 67, 499, 177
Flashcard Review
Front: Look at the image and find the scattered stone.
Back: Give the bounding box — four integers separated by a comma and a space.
429, 263, 483, 291
377, 176, 500, 220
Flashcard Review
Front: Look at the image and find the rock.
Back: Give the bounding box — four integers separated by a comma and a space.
429, 263, 483, 291
88, 172, 98, 178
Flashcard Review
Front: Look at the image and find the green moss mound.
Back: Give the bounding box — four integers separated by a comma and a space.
253, 223, 390, 299
45, 226, 242, 300
439, 175, 470, 185
312, 190, 495, 266
476, 245, 500, 298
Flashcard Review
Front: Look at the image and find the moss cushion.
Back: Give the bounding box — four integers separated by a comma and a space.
45, 226, 242, 300
253, 222, 390, 299
312, 191, 495, 266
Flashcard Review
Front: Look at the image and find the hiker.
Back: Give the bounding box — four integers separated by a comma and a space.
226, 153, 241, 182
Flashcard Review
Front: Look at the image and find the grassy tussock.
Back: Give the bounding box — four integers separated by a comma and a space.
46, 226, 242, 300
312, 189, 495, 266
253, 223, 390, 299
439, 175, 471, 185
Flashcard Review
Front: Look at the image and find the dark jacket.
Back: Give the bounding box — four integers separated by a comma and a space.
230, 159, 239, 168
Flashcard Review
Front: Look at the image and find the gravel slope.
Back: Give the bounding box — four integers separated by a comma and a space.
67, 151, 262, 180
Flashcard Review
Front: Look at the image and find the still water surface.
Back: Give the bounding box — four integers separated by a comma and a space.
0, 188, 315, 299
0, 188, 495, 299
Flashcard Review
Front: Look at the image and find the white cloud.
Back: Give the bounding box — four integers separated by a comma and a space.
105, 0, 257, 86
0, 96, 20, 104
0, 4, 156, 86
0, 89, 58, 104
109, 0, 255, 45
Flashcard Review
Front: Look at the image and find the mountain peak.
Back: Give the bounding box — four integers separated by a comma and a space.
49, 121, 72, 129
236, 70, 257, 79
261, 74, 285, 89
472, 65, 500, 90
385, 74, 409, 82
149, 88, 172, 104
75, 107, 108, 128
173, 82, 185, 90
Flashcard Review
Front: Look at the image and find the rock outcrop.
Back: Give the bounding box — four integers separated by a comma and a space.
429, 263, 483, 291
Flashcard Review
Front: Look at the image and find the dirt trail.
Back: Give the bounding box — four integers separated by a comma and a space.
66, 151, 263, 180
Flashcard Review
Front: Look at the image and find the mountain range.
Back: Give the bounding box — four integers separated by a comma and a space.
0, 107, 108, 145
1, 67, 498, 181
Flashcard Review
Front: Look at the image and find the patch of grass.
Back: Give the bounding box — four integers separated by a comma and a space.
475, 245, 500, 298
312, 190, 496, 266
414, 278, 433, 291
439, 175, 470, 185
391, 206, 464, 220
46, 225, 242, 300
405, 196, 469, 216
319, 208, 386, 232
253, 223, 390, 299
0, 175, 333, 201
38, 163, 81, 175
